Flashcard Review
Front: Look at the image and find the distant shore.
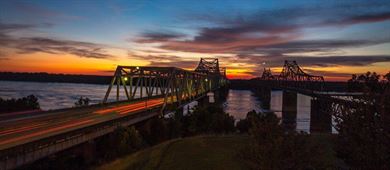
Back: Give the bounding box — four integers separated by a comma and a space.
0, 72, 112, 85
0, 72, 348, 91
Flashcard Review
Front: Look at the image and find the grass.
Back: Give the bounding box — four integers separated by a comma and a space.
98, 133, 339, 170
97, 135, 251, 170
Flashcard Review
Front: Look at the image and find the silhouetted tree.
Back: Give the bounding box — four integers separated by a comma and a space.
384, 71, 390, 82
334, 73, 390, 169
242, 111, 330, 169
236, 110, 257, 133
182, 105, 235, 135
74, 97, 90, 107
138, 118, 168, 145
0, 95, 40, 113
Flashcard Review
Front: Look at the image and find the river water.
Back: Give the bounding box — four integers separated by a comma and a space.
0, 81, 315, 132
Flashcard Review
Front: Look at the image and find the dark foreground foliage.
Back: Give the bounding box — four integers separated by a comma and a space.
240, 110, 332, 169
21, 104, 235, 170
74, 97, 90, 107
181, 105, 236, 135
335, 71, 390, 169
0, 95, 40, 113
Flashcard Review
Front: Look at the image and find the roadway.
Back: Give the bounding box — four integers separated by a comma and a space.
0, 98, 165, 151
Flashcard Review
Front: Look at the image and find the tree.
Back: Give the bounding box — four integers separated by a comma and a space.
242, 111, 329, 169
0, 95, 40, 113
74, 97, 90, 107
384, 71, 390, 82
334, 73, 390, 169
181, 105, 235, 135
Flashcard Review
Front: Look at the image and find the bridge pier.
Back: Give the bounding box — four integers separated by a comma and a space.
282, 90, 297, 130
253, 86, 271, 110
310, 98, 332, 133
212, 87, 229, 104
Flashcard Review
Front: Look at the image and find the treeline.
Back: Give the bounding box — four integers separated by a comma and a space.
347, 71, 390, 93
0, 72, 112, 84
337, 71, 390, 169
0, 95, 40, 113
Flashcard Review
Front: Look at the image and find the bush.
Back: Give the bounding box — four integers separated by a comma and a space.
236, 110, 258, 133
74, 97, 90, 107
0, 95, 40, 113
182, 105, 235, 135
242, 111, 330, 169
139, 118, 168, 145
334, 73, 390, 169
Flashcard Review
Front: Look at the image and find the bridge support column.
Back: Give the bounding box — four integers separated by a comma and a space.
282, 90, 297, 130
212, 87, 228, 104
261, 87, 271, 110
310, 98, 332, 133
253, 86, 271, 110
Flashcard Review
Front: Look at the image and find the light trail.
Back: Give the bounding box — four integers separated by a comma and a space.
0, 119, 94, 146
94, 98, 163, 114
118, 101, 164, 115
0, 98, 165, 149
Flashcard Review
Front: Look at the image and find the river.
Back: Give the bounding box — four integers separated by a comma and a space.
0, 81, 317, 132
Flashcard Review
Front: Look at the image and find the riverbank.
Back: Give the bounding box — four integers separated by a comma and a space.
98, 134, 337, 170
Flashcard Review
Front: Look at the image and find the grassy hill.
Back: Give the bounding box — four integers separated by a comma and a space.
97, 135, 251, 170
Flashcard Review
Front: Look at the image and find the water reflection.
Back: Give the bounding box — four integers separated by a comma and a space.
224, 89, 261, 120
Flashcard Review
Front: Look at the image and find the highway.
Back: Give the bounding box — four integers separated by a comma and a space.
0, 98, 165, 151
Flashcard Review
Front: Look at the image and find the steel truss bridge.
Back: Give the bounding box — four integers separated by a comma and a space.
253, 60, 381, 133
258, 60, 325, 93
0, 58, 227, 170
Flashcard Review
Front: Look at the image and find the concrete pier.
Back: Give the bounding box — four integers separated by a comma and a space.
253, 86, 271, 110
310, 98, 332, 133
282, 90, 297, 130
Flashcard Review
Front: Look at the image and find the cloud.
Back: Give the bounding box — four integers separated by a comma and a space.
0, 23, 35, 32
134, 2, 390, 55
0, 22, 114, 59
135, 31, 186, 43
236, 54, 390, 68
240, 39, 390, 57
303, 69, 360, 78
12, 37, 114, 59
128, 52, 198, 68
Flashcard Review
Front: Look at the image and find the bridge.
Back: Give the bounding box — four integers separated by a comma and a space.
251, 60, 369, 132
0, 58, 227, 170
258, 60, 325, 93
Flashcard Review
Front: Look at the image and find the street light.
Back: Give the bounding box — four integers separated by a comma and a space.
136, 66, 140, 70
123, 77, 128, 81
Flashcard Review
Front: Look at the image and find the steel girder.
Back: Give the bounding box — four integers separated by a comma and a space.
195, 58, 228, 89
103, 66, 211, 112
259, 60, 324, 91
278, 60, 324, 82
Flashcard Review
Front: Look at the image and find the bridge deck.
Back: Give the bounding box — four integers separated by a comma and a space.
0, 97, 165, 151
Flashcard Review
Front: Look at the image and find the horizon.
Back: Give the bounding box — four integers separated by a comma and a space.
1, 0, 390, 81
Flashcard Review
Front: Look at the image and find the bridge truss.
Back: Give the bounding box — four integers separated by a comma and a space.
279, 61, 324, 82
103, 58, 227, 112
259, 60, 324, 91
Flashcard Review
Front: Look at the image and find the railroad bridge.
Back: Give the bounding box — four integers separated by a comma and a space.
0, 58, 227, 170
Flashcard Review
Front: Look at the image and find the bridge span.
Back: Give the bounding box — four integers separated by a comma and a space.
251, 60, 371, 133
0, 58, 227, 170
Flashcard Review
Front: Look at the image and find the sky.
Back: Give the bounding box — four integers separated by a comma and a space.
0, 0, 389, 81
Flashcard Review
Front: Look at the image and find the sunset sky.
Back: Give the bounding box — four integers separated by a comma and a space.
0, 0, 389, 81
